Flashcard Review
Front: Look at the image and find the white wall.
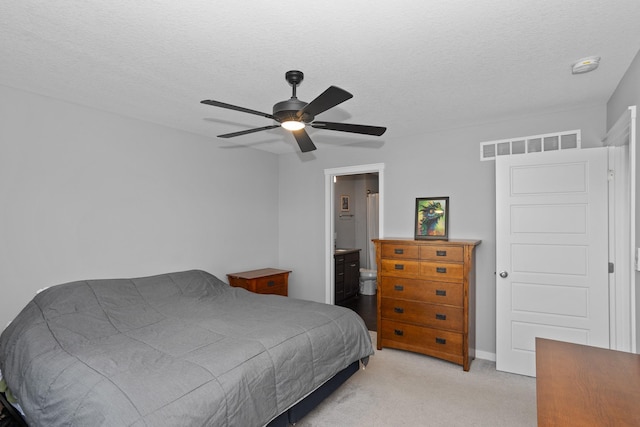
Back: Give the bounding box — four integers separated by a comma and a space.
279, 104, 606, 357
0, 84, 281, 329
334, 176, 356, 249
607, 48, 640, 348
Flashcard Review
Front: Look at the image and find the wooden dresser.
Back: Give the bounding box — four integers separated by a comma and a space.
374, 238, 480, 371
226, 268, 291, 296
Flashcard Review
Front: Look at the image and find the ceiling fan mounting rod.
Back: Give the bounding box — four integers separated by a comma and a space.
285, 70, 304, 98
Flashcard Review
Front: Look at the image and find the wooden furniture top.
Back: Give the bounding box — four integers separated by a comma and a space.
373, 238, 481, 246
226, 268, 291, 280
536, 337, 640, 426
334, 248, 361, 256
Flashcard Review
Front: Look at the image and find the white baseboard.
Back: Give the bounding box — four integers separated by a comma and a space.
475, 350, 496, 362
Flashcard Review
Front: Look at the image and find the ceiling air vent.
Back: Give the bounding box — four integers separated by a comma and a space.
480, 130, 581, 161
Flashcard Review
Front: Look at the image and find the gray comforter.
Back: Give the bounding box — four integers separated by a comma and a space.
0, 270, 373, 426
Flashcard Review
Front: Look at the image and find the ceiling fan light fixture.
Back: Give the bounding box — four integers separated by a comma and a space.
281, 120, 305, 131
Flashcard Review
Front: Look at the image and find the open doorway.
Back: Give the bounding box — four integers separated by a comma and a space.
324, 163, 384, 331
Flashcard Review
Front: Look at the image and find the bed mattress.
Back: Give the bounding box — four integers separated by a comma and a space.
0, 270, 373, 426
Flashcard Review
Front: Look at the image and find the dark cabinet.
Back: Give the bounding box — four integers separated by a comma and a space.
335, 249, 360, 304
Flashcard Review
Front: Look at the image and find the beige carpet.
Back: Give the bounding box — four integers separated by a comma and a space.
297, 332, 537, 427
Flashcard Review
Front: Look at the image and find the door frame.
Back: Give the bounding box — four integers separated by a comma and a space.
324, 163, 385, 304
605, 105, 637, 352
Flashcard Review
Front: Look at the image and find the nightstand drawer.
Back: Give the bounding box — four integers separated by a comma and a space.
381, 298, 463, 331
254, 275, 286, 293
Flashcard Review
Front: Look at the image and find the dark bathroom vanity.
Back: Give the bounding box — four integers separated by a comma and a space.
334, 248, 360, 304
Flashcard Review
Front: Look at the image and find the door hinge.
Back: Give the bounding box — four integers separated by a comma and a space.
608, 262, 614, 273
608, 170, 615, 181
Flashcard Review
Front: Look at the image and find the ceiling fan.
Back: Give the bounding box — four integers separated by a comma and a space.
201, 70, 386, 153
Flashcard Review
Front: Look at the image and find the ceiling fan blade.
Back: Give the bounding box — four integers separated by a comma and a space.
296, 86, 353, 119
310, 121, 387, 136
218, 125, 280, 138
292, 128, 316, 152
201, 99, 278, 121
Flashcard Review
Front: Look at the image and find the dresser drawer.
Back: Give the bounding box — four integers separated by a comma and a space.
380, 243, 419, 260
380, 321, 463, 356
380, 259, 420, 276
420, 245, 463, 262
379, 276, 463, 306
420, 262, 464, 282
381, 298, 463, 331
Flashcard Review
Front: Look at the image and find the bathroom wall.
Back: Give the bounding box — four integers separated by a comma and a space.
333, 174, 379, 268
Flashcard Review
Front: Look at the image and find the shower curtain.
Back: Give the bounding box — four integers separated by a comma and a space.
365, 193, 379, 269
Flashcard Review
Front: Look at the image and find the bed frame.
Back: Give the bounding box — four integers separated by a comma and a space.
0, 390, 27, 427
267, 360, 359, 426
0, 361, 359, 427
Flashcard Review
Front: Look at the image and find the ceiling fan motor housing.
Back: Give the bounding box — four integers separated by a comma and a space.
273, 98, 312, 123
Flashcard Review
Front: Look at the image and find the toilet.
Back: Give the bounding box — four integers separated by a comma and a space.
359, 268, 377, 295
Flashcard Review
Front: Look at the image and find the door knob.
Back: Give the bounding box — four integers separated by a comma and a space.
499, 271, 509, 278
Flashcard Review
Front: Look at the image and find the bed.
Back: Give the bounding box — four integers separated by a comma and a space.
0, 270, 373, 426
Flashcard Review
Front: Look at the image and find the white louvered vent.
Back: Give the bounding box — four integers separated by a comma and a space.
480, 130, 581, 161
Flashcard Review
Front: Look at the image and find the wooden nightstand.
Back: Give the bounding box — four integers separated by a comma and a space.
226, 268, 291, 296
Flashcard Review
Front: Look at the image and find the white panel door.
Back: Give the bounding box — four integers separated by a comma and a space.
496, 148, 609, 377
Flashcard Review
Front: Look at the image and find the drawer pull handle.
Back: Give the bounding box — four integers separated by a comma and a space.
349, 263, 357, 267
436, 313, 447, 320
436, 250, 447, 256
338, 272, 344, 276
394, 264, 405, 270
267, 280, 275, 287
436, 267, 447, 274
435, 289, 446, 296
394, 248, 404, 254
394, 285, 404, 291
336, 257, 344, 262
435, 337, 446, 345
394, 307, 404, 314
394, 329, 404, 336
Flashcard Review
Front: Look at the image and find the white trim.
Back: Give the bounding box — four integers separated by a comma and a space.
604, 105, 637, 353
324, 163, 385, 304
475, 350, 496, 362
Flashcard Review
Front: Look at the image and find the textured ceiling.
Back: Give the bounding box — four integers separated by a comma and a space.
2, 1, 640, 154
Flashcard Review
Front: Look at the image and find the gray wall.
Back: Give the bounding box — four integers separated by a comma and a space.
0, 80, 613, 359
606, 48, 640, 348
0, 84, 281, 329
279, 104, 606, 359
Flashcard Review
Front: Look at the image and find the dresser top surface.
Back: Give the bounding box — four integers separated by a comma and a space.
374, 238, 481, 246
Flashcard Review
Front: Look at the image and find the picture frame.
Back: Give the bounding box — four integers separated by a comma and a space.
414, 197, 449, 240
340, 195, 350, 212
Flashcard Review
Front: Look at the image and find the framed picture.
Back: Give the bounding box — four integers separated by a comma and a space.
414, 197, 449, 240
340, 195, 350, 212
